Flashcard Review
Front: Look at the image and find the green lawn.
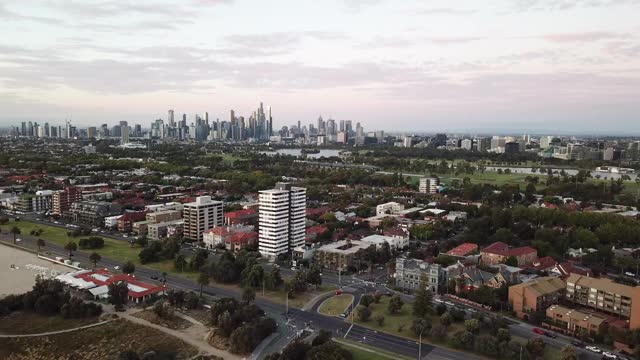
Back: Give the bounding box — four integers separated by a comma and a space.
260, 284, 335, 309
318, 294, 353, 316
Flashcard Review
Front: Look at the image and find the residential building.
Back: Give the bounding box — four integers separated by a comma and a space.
202, 224, 255, 249
545, 305, 606, 337
481, 242, 538, 266
376, 202, 404, 216
145, 209, 182, 223
419, 177, 439, 194
446, 243, 478, 258
565, 274, 633, 319
258, 182, 306, 258
508, 276, 566, 319
183, 196, 224, 242
132, 220, 153, 235
224, 231, 258, 253
64, 201, 119, 227
52, 187, 81, 215
361, 234, 409, 250
148, 220, 184, 241
104, 215, 122, 229
395, 257, 444, 293
313, 240, 373, 272
224, 208, 258, 225
15, 190, 53, 213
117, 211, 148, 233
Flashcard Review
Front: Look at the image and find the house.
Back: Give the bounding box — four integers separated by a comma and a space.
305, 225, 329, 243
445, 211, 468, 222
292, 244, 316, 266
549, 262, 592, 278
491, 264, 522, 286
566, 248, 597, 259
383, 227, 409, 241
523, 256, 557, 273
508, 276, 566, 319
480, 242, 538, 266
376, 202, 404, 216
202, 224, 255, 249
224, 231, 257, 253
446, 243, 479, 258
457, 268, 496, 290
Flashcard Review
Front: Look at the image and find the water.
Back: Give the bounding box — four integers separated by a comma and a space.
485, 166, 638, 181
261, 149, 343, 159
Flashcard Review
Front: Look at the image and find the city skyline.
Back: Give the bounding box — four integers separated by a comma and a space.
1, 0, 639, 133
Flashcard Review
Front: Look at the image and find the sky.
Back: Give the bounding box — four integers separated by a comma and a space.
1, 0, 639, 134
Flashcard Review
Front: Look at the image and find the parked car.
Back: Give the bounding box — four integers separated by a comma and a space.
444, 301, 455, 307
532, 328, 545, 335
544, 331, 557, 338
571, 340, 584, 347
434, 298, 444, 304
602, 352, 617, 359
625, 272, 636, 277
335, 290, 343, 295
586, 346, 602, 353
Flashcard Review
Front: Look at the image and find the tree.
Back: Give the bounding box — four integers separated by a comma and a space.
267, 266, 283, 289
440, 312, 452, 327
89, 252, 101, 268
10, 226, 21, 245
504, 256, 519, 267
374, 314, 385, 326
312, 329, 332, 347
464, 319, 481, 334
197, 271, 210, 298
122, 261, 135, 274
474, 334, 499, 356
411, 317, 432, 336
36, 238, 45, 252
357, 305, 371, 321
306, 265, 323, 286
561, 345, 578, 360
174, 254, 187, 272
360, 294, 374, 307
64, 241, 77, 258
118, 350, 140, 360
108, 281, 129, 311
306, 342, 353, 360
451, 330, 475, 350
413, 273, 433, 318
242, 287, 256, 305
387, 295, 404, 314
135, 236, 148, 248
526, 337, 546, 359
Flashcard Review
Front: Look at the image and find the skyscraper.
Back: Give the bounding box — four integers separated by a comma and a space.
168, 109, 175, 127
258, 182, 306, 258
120, 121, 129, 144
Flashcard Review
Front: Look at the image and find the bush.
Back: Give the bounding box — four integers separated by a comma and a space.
78, 237, 105, 249
357, 305, 371, 321
359, 294, 374, 307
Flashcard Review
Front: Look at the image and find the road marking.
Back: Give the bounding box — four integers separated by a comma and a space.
344, 323, 354, 338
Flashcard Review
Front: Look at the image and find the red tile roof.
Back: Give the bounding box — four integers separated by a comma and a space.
225, 231, 257, 245
72, 269, 165, 298
306, 225, 328, 235
224, 208, 257, 219
523, 256, 556, 271
482, 242, 537, 258
447, 243, 478, 257
383, 227, 409, 238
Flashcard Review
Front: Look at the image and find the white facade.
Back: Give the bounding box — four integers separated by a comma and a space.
104, 215, 122, 228
376, 202, 404, 216
361, 234, 409, 250
419, 177, 439, 194
258, 182, 306, 258
183, 196, 224, 241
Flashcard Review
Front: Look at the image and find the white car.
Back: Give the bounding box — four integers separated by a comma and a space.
602, 352, 617, 359
114, 266, 120, 270
434, 298, 444, 304
444, 301, 455, 307
625, 272, 635, 277
16, 238, 22, 242
585, 346, 601, 353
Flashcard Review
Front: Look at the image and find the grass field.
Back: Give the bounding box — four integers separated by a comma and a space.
260, 284, 335, 309
0, 318, 198, 359
318, 294, 353, 316
0, 219, 200, 280
0, 312, 98, 335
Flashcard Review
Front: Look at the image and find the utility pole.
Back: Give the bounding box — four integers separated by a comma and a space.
418, 328, 425, 360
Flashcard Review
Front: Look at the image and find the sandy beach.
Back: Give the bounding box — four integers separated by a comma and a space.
0, 244, 73, 298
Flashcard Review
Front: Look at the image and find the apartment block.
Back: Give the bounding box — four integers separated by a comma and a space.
565, 274, 633, 319
545, 305, 605, 337
313, 240, 373, 272
52, 187, 81, 215
508, 276, 566, 319
258, 182, 306, 258
16, 190, 53, 213
419, 177, 439, 194
182, 196, 223, 242
146, 209, 182, 223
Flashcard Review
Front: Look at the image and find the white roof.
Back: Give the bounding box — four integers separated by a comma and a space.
88, 285, 109, 297
55, 272, 97, 290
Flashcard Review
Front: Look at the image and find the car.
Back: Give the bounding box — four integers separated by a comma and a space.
150, 275, 158, 280
123, 234, 128, 238
16, 238, 22, 242
602, 352, 617, 359
466, 308, 477, 313
586, 346, 602, 353
291, 267, 296, 271
532, 328, 545, 335
544, 331, 557, 339
434, 298, 444, 304
571, 340, 584, 347
444, 301, 455, 307
113, 266, 120, 270
625, 272, 635, 277
335, 290, 343, 295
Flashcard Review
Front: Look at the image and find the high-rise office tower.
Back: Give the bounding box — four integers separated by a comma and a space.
183, 196, 224, 241
168, 109, 175, 127
258, 182, 306, 258
44, 122, 50, 137
120, 121, 129, 144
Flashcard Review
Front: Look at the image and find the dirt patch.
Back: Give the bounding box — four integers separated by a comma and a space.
206, 328, 231, 351
0, 312, 99, 335
132, 310, 192, 330
0, 318, 199, 360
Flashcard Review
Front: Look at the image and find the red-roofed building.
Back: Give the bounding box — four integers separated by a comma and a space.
446, 243, 479, 258
57, 268, 166, 303
224, 208, 258, 225
225, 231, 258, 253
550, 261, 592, 278
117, 211, 148, 233
383, 227, 409, 241
305, 225, 328, 243
306, 207, 332, 218
523, 256, 557, 272
481, 242, 538, 266
203, 224, 255, 249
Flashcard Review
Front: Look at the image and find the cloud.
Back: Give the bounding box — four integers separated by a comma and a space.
542, 31, 628, 42
343, 0, 384, 11
419, 8, 477, 15
514, 0, 640, 11
427, 36, 485, 45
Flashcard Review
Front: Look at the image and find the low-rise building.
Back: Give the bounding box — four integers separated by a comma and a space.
446, 243, 479, 258
376, 202, 404, 216
313, 240, 374, 272
224, 231, 258, 253
104, 215, 122, 229
395, 257, 444, 293
481, 241, 538, 266
148, 220, 184, 240
565, 274, 634, 319
132, 220, 153, 235
117, 211, 148, 233
545, 305, 606, 338
361, 234, 409, 250
224, 208, 258, 225
65, 201, 120, 227
15, 190, 53, 213
202, 224, 255, 249
145, 209, 182, 223
508, 276, 566, 319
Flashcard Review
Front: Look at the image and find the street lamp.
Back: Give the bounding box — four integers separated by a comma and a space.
418, 328, 425, 360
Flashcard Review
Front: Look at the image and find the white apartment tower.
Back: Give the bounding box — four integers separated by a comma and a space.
258, 182, 306, 258
183, 196, 224, 241
419, 177, 439, 194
